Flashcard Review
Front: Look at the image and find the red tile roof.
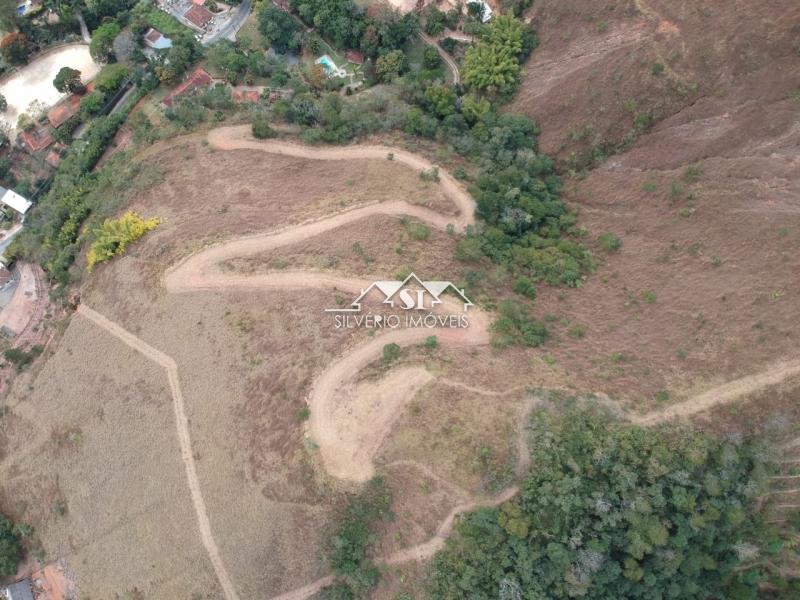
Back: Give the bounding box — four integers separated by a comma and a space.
231, 86, 261, 103
47, 95, 81, 128
184, 5, 213, 28
345, 50, 365, 64
162, 68, 214, 107
18, 125, 54, 153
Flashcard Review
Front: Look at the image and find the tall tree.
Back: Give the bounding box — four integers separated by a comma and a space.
53, 67, 86, 94
0, 32, 29, 65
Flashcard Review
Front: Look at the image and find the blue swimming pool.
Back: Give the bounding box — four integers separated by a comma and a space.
317, 55, 336, 74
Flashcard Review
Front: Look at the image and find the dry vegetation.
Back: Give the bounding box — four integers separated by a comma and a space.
1, 1, 799, 594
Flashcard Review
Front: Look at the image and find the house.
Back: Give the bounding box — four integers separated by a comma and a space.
162, 68, 214, 107
47, 92, 83, 128
143, 28, 172, 50
231, 85, 263, 104
184, 4, 214, 30
0, 578, 34, 600
18, 125, 54, 153
0, 187, 33, 216
345, 50, 365, 65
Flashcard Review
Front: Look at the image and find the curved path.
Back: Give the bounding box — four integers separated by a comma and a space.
418, 31, 460, 85
77, 126, 800, 599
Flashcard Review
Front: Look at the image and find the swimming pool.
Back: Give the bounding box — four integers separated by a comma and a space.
315, 54, 346, 78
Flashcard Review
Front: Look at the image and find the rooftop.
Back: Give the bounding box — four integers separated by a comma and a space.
184, 4, 213, 29
162, 68, 214, 107
18, 125, 54, 153
144, 27, 173, 50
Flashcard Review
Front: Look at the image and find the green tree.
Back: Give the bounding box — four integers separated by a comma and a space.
0, 32, 29, 65
462, 14, 534, 96
259, 4, 300, 53
0, 515, 22, 577
53, 67, 85, 94
252, 113, 276, 139
94, 63, 129, 92
428, 406, 788, 600
0, 93, 7, 112
424, 83, 457, 118
375, 49, 406, 82
89, 22, 121, 62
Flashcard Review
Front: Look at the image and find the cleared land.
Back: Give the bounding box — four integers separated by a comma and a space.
0, 43, 100, 132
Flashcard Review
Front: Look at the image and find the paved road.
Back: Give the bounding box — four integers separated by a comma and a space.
419, 31, 460, 85
203, 0, 252, 45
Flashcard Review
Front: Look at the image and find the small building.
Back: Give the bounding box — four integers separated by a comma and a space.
0, 187, 32, 216
47, 92, 83, 129
345, 50, 365, 65
18, 125, 54, 154
0, 578, 35, 600
231, 85, 263, 104
143, 28, 172, 50
184, 4, 214, 30
162, 68, 214, 107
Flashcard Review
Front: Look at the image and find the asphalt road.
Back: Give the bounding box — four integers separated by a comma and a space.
204, 0, 252, 46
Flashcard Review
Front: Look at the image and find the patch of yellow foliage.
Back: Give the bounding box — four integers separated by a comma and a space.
87, 211, 160, 271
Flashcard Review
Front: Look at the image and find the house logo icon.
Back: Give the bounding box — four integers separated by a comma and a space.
326, 273, 473, 313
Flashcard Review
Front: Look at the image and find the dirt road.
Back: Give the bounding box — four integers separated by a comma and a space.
632, 358, 800, 425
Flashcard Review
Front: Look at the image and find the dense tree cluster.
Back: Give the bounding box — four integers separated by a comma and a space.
428, 406, 798, 599
288, 0, 417, 57
258, 4, 301, 53
89, 21, 121, 62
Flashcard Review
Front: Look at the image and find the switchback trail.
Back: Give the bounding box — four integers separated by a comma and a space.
79, 126, 800, 599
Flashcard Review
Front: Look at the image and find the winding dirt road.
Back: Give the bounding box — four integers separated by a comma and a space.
75, 126, 800, 599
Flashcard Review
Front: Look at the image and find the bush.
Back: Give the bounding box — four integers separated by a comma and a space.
252, 114, 276, 139
597, 232, 621, 253
0, 515, 23, 576
404, 220, 430, 241
94, 63, 129, 93
512, 276, 537, 300
86, 211, 160, 271
491, 299, 548, 347
324, 477, 393, 595
3, 346, 42, 370
382, 343, 402, 364
425, 335, 438, 349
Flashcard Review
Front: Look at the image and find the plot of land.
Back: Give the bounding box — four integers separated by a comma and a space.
0, 44, 100, 132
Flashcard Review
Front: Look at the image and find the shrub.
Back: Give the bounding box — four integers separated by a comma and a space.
252, 114, 276, 139
405, 220, 430, 241
597, 232, 621, 253
382, 343, 402, 364
87, 211, 160, 271
491, 299, 548, 347
425, 335, 438, 349
0, 515, 22, 576
567, 323, 586, 339
324, 477, 392, 595
296, 407, 310, 421
94, 64, 129, 93
3, 346, 42, 370
641, 289, 657, 304
512, 276, 537, 300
